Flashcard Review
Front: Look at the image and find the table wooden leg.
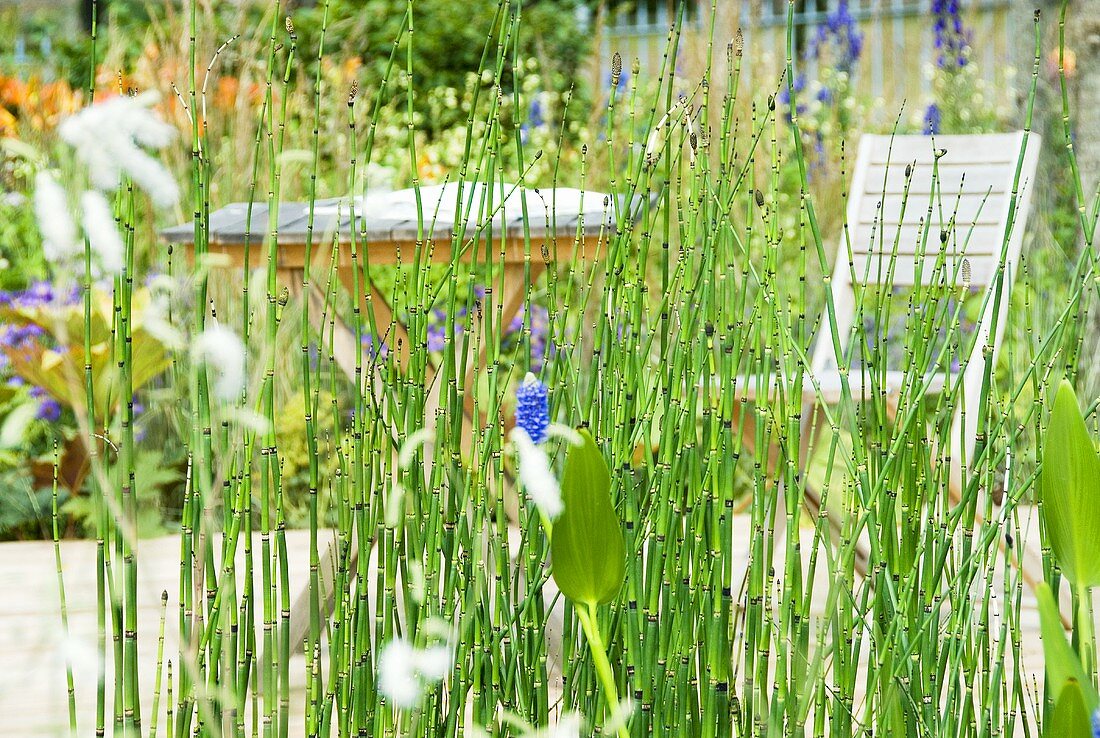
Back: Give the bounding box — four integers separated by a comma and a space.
797, 402, 871, 576
283, 270, 410, 654
462, 262, 544, 432
731, 394, 871, 578
284, 259, 549, 652
947, 450, 1070, 627
336, 264, 412, 370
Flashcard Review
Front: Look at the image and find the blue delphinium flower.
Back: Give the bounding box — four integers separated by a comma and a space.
521, 96, 546, 145
931, 0, 971, 69
810, 0, 863, 74
776, 74, 808, 123
923, 103, 942, 135
515, 372, 550, 445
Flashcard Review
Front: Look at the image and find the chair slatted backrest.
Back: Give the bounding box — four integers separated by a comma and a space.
810, 132, 1042, 481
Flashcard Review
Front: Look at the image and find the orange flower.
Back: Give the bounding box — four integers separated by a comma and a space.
0, 106, 17, 137
416, 151, 446, 183
1046, 48, 1076, 80
342, 56, 363, 81
0, 76, 28, 108
215, 76, 240, 109
0, 76, 82, 133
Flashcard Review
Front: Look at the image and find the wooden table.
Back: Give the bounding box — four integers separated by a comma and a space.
163, 182, 622, 651
163, 183, 612, 381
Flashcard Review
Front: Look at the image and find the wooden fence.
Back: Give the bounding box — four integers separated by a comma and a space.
599, 0, 1019, 108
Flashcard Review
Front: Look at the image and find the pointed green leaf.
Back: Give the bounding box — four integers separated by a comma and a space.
1036, 582, 1098, 709
0, 402, 39, 449
551, 428, 625, 607
1041, 380, 1100, 588
1046, 679, 1092, 738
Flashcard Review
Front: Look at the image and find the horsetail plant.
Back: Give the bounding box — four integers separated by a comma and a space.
22, 0, 1100, 736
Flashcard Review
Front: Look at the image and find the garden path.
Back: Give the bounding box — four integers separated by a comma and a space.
0, 515, 1057, 735
0, 530, 320, 736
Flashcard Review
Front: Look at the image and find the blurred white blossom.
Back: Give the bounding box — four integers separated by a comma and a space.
80, 191, 125, 274
58, 92, 179, 207
398, 427, 435, 469
378, 637, 453, 708
192, 324, 246, 401
34, 172, 79, 263
52, 632, 101, 680
511, 426, 563, 519
143, 275, 185, 349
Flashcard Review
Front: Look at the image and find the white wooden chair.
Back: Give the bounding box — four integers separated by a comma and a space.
734, 131, 1043, 588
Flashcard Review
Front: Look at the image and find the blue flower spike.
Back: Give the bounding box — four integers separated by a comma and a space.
515, 372, 550, 445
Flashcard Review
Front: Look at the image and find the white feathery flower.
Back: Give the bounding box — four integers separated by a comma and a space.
34, 172, 79, 263
546, 424, 583, 447
52, 632, 101, 680
125, 93, 177, 148
378, 637, 453, 709
80, 190, 125, 274
511, 426, 563, 519
192, 324, 246, 402
379, 639, 419, 707
413, 644, 453, 680
385, 482, 406, 529
223, 407, 272, 435
143, 287, 184, 350
58, 92, 179, 207
398, 427, 435, 469
119, 149, 181, 208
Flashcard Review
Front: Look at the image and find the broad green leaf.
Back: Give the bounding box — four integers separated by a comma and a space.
1041, 380, 1100, 588
0, 402, 39, 449
551, 428, 625, 607
1046, 678, 1092, 738
1036, 582, 1098, 709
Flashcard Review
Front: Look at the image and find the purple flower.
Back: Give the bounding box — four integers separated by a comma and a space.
427, 325, 447, 352
521, 96, 547, 145
1, 281, 79, 309
923, 103, 942, 135
810, 0, 863, 74
30, 386, 62, 422
515, 373, 550, 444
777, 75, 808, 121
361, 333, 390, 360
931, 0, 971, 69
505, 303, 552, 372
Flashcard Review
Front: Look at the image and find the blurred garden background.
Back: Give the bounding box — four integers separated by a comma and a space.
0, 0, 1089, 542
1, 0, 1100, 736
